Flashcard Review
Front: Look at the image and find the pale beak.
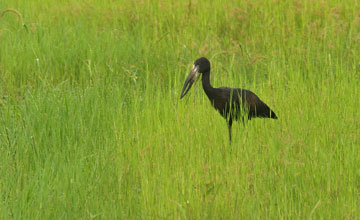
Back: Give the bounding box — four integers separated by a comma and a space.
180, 65, 200, 99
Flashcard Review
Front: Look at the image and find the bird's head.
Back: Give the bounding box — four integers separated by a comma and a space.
180, 57, 210, 99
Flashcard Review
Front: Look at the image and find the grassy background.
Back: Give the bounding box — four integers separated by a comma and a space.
1, 0, 359, 219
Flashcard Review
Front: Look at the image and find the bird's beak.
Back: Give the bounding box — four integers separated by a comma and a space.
180, 65, 200, 99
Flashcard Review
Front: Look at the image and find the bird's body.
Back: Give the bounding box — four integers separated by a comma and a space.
181, 57, 277, 143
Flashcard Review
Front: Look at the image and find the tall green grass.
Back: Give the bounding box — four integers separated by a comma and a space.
1, 0, 359, 219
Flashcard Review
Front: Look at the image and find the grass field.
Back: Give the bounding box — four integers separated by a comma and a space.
1, 0, 359, 219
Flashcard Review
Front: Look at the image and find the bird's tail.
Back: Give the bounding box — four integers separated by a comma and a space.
270, 110, 278, 119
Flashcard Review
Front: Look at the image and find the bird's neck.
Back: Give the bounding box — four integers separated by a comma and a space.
202, 71, 216, 100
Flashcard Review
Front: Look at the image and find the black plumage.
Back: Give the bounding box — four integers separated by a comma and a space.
180, 57, 277, 143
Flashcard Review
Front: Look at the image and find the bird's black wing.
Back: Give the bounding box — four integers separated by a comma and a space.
220, 88, 277, 119
237, 89, 277, 119
210, 87, 277, 120
213, 87, 249, 120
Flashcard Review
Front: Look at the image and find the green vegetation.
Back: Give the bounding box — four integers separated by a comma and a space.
1, 0, 359, 219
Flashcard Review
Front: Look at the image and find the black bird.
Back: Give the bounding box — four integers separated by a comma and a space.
180, 57, 277, 143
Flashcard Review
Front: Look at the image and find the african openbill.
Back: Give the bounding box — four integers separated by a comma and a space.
180, 57, 277, 143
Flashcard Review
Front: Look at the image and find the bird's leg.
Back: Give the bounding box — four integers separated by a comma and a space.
228, 118, 233, 144
242, 117, 249, 139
